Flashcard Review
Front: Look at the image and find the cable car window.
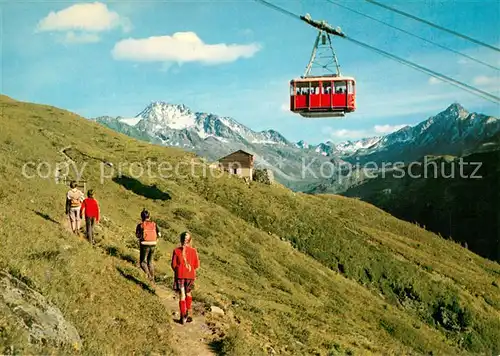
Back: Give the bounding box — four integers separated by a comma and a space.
347, 81, 354, 94
295, 82, 309, 95
335, 81, 347, 94
322, 82, 332, 94
310, 82, 320, 95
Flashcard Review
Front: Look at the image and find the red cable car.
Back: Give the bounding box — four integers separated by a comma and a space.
290, 76, 356, 118
290, 16, 356, 118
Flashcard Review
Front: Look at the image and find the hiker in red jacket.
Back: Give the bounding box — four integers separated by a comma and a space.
171, 231, 199, 325
136, 209, 161, 283
79, 189, 100, 245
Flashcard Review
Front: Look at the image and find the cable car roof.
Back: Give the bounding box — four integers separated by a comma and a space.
290, 76, 356, 83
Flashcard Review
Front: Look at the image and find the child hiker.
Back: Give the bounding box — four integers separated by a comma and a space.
66, 181, 84, 235
135, 209, 161, 283
171, 231, 200, 324
79, 189, 100, 245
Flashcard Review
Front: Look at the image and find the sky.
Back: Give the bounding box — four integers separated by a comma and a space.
2, 0, 500, 144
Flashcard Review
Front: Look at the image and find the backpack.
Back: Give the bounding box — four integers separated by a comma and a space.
69, 190, 82, 208
142, 221, 157, 242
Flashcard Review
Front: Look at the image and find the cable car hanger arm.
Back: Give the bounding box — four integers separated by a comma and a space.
299, 14, 346, 38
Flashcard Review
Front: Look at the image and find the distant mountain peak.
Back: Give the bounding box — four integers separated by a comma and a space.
135, 101, 196, 131
446, 102, 466, 111
138, 101, 193, 119
442, 102, 469, 119
148, 100, 188, 109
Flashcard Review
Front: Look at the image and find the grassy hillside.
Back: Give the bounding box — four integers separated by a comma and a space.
342, 152, 500, 262
1, 94, 499, 355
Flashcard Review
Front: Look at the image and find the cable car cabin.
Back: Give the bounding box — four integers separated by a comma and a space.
290, 76, 356, 118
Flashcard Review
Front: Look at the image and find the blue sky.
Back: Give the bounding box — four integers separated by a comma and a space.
2, 0, 499, 144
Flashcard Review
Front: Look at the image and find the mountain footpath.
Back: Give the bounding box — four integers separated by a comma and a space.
59, 218, 220, 356
155, 287, 215, 356
1, 94, 500, 355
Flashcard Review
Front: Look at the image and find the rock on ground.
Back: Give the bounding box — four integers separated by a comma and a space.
0, 271, 82, 349
210, 306, 225, 316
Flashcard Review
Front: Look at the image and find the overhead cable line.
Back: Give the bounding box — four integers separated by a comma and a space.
253, 0, 500, 104
254, 0, 301, 21
365, 0, 500, 53
326, 0, 500, 71
343, 37, 500, 104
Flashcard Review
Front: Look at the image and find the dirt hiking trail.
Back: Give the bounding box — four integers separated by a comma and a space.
155, 286, 217, 356
61, 216, 218, 356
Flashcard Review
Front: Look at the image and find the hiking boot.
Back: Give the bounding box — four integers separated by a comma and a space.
180, 316, 186, 325
186, 316, 193, 323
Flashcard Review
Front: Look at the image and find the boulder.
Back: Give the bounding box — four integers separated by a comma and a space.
0, 271, 82, 349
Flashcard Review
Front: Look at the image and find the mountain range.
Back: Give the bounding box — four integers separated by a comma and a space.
93, 102, 500, 192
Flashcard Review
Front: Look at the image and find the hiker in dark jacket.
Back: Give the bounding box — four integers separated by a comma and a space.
135, 209, 161, 283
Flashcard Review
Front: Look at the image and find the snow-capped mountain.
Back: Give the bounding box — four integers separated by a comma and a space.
334, 137, 384, 156
118, 101, 290, 148
301, 103, 500, 165
93, 101, 335, 190
94, 101, 499, 192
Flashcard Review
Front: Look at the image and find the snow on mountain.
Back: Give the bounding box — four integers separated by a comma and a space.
97, 102, 498, 163
304, 103, 499, 161
118, 117, 142, 126
314, 143, 332, 156
136, 101, 196, 131
94, 100, 499, 194
256, 130, 289, 145
296, 140, 309, 149
122, 101, 290, 147
334, 136, 383, 155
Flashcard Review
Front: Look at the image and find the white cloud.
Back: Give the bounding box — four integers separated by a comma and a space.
323, 124, 409, 141
240, 28, 254, 37
111, 32, 261, 65
323, 128, 372, 140
472, 75, 500, 86
374, 124, 409, 134
61, 31, 101, 44
36, 2, 131, 33
428, 77, 442, 85
35, 2, 130, 44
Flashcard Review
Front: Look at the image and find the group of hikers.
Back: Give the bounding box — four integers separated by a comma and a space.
65, 181, 200, 325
